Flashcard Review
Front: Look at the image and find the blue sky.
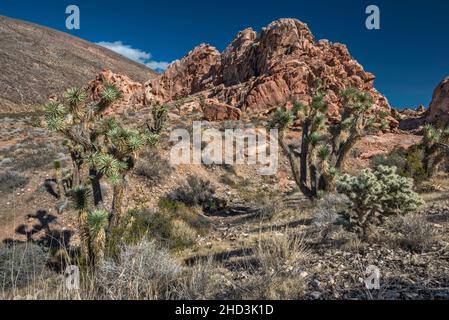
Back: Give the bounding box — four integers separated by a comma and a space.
0, 0, 448, 108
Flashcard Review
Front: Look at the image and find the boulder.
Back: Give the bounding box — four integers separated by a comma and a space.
203, 99, 242, 121
86, 69, 146, 114
427, 77, 449, 123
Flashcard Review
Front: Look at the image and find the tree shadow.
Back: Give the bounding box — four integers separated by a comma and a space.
185, 247, 255, 266
2, 210, 73, 250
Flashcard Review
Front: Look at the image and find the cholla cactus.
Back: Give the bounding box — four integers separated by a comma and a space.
269, 85, 382, 199
148, 103, 168, 134
44, 84, 159, 265
421, 124, 449, 177
337, 165, 424, 240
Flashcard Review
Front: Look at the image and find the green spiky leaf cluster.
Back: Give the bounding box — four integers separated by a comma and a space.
268, 108, 294, 131
88, 209, 109, 235
71, 186, 91, 211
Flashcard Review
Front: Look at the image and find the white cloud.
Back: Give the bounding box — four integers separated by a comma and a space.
96, 41, 170, 72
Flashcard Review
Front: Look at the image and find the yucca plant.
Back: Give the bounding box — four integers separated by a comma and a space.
87, 209, 109, 265
270, 84, 383, 199
43, 84, 160, 266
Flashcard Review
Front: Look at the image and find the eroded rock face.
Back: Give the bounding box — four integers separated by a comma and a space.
145, 18, 394, 124
87, 70, 146, 114
427, 77, 449, 123
203, 99, 242, 121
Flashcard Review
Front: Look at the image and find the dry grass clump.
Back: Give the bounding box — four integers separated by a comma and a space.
233, 233, 309, 300
95, 241, 182, 299
390, 213, 436, 252
95, 241, 224, 300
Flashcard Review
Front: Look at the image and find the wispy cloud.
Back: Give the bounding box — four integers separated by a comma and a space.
96, 41, 170, 72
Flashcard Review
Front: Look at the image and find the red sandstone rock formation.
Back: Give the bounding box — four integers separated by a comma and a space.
203, 99, 242, 121
87, 69, 146, 114
427, 77, 449, 123
145, 18, 395, 124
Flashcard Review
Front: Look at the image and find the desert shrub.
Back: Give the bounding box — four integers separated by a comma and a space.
0, 171, 29, 193
0, 243, 50, 290
391, 213, 436, 252
158, 199, 210, 234
135, 150, 172, 183
169, 176, 215, 207
337, 165, 424, 240
96, 241, 182, 299
312, 193, 350, 240
220, 174, 237, 188
238, 187, 283, 220
371, 146, 427, 184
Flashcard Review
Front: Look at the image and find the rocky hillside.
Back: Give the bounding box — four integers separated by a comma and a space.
145, 18, 396, 126
0, 15, 157, 113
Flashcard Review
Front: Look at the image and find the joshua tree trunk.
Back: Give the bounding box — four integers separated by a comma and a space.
278, 131, 314, 199
336, 132, 360, 171
78, 211, 91, 261
110, 182, 125, 228
90, 170, 103, 207
91, 229, 106, 267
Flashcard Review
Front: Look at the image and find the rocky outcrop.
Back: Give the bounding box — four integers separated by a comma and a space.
87, 70, 146, 114
203, 99, 242, 121
145, 18, 394, 125
427, 77, 449, 123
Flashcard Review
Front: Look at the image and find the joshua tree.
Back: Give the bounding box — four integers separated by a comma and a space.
44, 84, 159, 265
269, 85, 387, 199
337, 166, 423, 240
421, 124, 449, 177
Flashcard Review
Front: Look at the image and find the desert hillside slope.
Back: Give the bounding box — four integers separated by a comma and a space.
0, 15, 157, 113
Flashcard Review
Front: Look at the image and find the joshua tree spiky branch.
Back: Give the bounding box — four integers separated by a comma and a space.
421, 124, 449, 177
269, 85, 384, 199
44, 84, 159, 265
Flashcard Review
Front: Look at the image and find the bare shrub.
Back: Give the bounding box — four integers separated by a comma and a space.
312, 193, 350, 240
391, 213, 436, 252
96, 241, 182, 299
96, 241, 223, 300
0, 243, 50, 291
135, 151, 172, 183
169, 176, 220, 210
0, 171, 29, 193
